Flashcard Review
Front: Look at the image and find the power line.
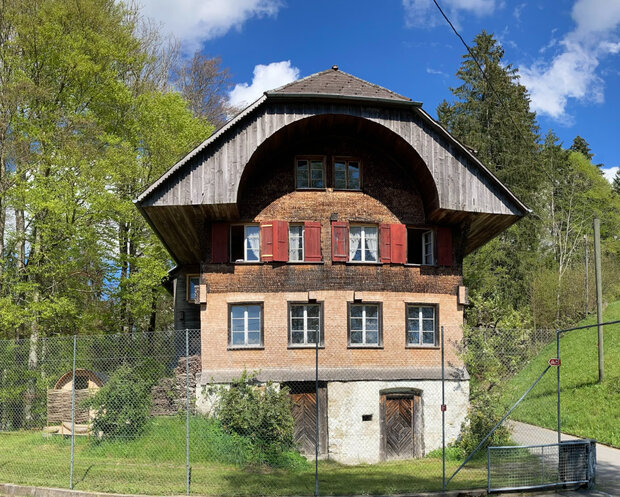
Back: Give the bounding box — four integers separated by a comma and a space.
431, 0, 537, 188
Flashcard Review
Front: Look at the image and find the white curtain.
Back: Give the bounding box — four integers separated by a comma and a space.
349, 227, 361, 260
365, 227, 378, 261
246, 227, 260, 261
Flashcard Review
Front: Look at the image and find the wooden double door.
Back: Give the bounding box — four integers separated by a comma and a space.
380, 392, 422, 460
286, 382, 328, 457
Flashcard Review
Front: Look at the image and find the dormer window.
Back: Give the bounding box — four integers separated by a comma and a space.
296, 157, 325, 189
334, 159, 361, 190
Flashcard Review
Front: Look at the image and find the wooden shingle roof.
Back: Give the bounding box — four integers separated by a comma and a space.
269, 66, 413, 102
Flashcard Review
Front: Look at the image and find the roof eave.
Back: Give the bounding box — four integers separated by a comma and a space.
265, 91, 422, 108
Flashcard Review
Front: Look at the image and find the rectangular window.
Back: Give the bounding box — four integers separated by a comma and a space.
289, 303, 322, 346
349, 225, 378, 262
229, 304, 263, 347
186, 275, 200, 303
289, 224, 304, 261
231, 225, 260, 262
296, 158, 325, 189
406, 305, 437, 346
334, 159, 361, 190
407, 228, 434, 265
349, 303, 382, 347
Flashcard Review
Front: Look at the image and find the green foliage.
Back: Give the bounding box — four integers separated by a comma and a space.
458, 392, 511, 454
569, 135, 594, 161
87, 365, 151, 441
211, 371, 296, 458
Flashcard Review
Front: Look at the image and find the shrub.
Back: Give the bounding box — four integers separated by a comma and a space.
86, 364, 151, 441
457, 391, 511, 455
212, 371, 296, 455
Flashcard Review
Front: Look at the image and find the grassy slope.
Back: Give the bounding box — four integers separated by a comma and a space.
504, 301, 620, 447
0, 417, 485, 495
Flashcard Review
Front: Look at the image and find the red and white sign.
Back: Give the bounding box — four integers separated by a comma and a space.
548, 358, 561, 366
440, 404, 447, 412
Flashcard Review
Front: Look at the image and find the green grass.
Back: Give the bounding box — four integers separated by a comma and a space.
504, 300, 620, 447
0, 417, 486, 495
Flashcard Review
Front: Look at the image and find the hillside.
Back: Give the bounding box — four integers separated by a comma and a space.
504, 301, 620, 447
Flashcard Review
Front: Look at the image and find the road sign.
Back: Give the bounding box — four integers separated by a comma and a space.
548, 358, 561, 366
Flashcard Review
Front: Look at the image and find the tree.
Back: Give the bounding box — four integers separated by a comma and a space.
173, 52, 233, 127
569, 135, 593, 161
437, 31, 541, 325
613, 169, 620, 195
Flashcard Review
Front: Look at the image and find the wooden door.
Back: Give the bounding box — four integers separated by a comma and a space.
287, 382, 327, 456
381, 393, 421, 460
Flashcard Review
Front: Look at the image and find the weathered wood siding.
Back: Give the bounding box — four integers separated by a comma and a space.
143, 102, 522, 217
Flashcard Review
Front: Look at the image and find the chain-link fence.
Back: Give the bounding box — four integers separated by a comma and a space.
0, 320, 615, 495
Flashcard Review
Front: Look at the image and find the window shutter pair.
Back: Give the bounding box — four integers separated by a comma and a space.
211, 221, 322, 263
333, 222, 406, 263
260, 221, 288, 262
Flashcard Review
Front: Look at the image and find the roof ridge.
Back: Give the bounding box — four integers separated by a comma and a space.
269, 68, 333, 93
332, 68, 411, 101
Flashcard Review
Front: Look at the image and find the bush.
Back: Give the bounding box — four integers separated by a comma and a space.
211, 371, 296, 456
457, 391, 511, 455
86, 364, 151, 441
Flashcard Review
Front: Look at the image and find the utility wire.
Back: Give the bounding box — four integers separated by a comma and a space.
431, 0, 538, 191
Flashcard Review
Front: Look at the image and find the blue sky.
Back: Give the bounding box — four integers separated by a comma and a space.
142, 0, 620, 182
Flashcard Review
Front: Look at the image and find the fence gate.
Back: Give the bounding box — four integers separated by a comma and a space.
488, 440, 596, 493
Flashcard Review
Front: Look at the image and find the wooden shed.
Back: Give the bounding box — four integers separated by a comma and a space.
46, 369, 106, 435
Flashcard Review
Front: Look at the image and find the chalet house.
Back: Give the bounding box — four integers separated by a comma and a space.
136, 67, 527, 464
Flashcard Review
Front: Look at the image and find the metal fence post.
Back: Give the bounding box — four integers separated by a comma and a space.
556, 330, 561, 445
441, 326, 445, 492
185, 329, 190, 496
70, 334, 76, 489
314, 332, 319, 497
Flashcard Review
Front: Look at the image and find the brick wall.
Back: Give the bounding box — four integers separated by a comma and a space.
200, 290, 464, 372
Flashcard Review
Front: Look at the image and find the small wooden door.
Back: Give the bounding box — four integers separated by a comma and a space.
287, 382, 327, 456
381, 393, 421, 460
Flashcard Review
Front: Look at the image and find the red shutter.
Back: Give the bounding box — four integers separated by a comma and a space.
379, 224, 391, 263
273, 220, 289, 262
211, 223, 229, 263
390, 224, 407, 264
331, 221, 349, 262
437, 227, 453, 266
304, 221, 322, 261
260, 222, 274, 261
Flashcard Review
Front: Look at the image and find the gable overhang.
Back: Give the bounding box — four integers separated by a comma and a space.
136, 92, 529, 264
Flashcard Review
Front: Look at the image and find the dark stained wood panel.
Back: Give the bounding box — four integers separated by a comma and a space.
287, 382, 327, 457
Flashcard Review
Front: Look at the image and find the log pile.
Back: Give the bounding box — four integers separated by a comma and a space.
150, 355, 201, 416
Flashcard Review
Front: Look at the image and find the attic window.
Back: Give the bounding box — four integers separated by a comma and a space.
74, 375, 89, 390
334, 159, 361, 190
296, 157, 325, 189
187, 275, 200, 303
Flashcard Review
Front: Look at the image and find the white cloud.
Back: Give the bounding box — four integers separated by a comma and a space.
402, 0, 495, 28
140, 0, 283, 54
228, 61, 300, 108
603, 166, 619, 184
520, 0, 620, 120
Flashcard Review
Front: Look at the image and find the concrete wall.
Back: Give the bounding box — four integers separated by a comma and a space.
327, 379, 469, 464
195, 378, 468, 465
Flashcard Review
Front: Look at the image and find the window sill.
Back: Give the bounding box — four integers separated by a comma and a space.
347, 345, 384, 349
295, 188, 327, 191
332, 188, 362, 192
232, 261, 264, 265
404, 263, 437, 267
406, 345, 440, 349
287, 261, 324, 265
288, 345, 325, 349
345, 261, 382, 265
227, 346, 265, 351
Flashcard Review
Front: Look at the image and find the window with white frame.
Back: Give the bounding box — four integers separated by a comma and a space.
349, 225, 378, 262
406, 305, 436, 346
288, 224, 304, 261
407, 228, 434, 265
349, 303, 381, 346
334, 159, 361, 190
296, 158, 325, 189
230, 225, 260, 262
229, 304, 263, 347
289, 303, 322, 346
